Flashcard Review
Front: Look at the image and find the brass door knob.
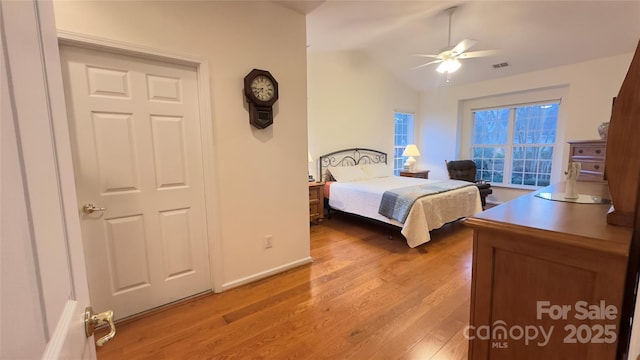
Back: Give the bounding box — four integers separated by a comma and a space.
84, 306, 116, 346
82, 203, 105, 214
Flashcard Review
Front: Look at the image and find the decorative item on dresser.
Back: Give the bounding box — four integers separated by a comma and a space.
598, 121, 610, 140
399, 170, 430, 179
567, 140, 606, 181
308, 182, 324, 224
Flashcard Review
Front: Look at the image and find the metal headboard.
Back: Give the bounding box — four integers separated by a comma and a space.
318, 148, 387, 182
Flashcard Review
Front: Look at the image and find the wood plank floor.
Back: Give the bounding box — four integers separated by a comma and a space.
96, 213, 473, 359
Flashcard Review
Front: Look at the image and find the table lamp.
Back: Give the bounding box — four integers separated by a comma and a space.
402, 144, 421, 171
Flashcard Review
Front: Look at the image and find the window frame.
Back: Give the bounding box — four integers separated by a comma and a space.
394, 112, 415, 175
459, 87, 567, 191
471, 101, 560, 189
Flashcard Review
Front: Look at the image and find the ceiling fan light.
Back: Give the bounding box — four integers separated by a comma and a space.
436, 58, 462, 74
449, 58, 462, 72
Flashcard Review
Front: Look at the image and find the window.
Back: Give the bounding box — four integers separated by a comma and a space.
394, 112, 414, 175
471, 102, 559, 188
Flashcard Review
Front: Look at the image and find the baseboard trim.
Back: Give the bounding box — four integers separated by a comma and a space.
221, 257, 313, 291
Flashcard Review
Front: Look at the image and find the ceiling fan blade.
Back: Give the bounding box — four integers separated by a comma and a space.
412, 53, 441, 58
458, 50, 498, 59
411, 59, 442, 70
452, 39, 478, 55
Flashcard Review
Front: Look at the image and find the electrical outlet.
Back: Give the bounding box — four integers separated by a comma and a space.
264, 235, 273, 249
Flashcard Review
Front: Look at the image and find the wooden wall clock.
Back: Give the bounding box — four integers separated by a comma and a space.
243, 69, 279, 129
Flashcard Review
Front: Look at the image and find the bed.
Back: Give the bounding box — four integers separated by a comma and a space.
319, 148, 483, 248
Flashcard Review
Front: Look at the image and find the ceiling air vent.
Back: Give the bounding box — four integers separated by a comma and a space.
492, 62, 510, 69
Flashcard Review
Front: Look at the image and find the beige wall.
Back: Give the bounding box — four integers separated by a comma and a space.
419, 53, 633, 203
53, 1, 310, 288
307, 50, 419, 179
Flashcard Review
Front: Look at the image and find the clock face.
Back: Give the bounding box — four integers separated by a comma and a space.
250, 75, 275, 101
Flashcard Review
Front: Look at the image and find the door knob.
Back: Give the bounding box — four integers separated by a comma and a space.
84, 306, 116, 347
82, 203, 105, 214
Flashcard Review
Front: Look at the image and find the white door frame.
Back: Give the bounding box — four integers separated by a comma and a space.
57, 31, 223, 293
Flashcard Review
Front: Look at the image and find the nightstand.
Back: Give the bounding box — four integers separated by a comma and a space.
399, 170, 430, 179
308, 182, 324, 223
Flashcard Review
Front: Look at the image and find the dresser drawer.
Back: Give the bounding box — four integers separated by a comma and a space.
309, 202, 320, 217
578, 161, 605, 173
309, 187, 321, 201
578, 172, 605, 182
571, 145, 606, 158
308, 182, 325, 223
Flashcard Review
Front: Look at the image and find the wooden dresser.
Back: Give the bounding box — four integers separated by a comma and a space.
465, 181, 632, 359
568, 140, 606, 181
308, 182, 324, 223
399, 170, 430, 179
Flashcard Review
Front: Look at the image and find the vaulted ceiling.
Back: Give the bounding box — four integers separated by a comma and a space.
284, 1, 640, 91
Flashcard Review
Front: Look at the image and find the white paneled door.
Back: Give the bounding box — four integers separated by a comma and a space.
60, 46, 211, 320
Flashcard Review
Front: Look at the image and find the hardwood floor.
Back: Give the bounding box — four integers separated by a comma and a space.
96, 213, 472, 359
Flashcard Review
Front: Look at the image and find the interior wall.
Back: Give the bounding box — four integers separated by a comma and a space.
307, 50, 419, 179
419, 53, 633, 203
52, 1, 310, 287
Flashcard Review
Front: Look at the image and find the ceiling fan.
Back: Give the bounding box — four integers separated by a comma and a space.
413, 6, 496, 76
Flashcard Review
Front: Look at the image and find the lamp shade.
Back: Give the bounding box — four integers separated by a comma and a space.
402, 144, 421, 157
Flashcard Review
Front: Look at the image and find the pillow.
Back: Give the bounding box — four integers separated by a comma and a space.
360, 163, 393, 178
328, 166, 369, 182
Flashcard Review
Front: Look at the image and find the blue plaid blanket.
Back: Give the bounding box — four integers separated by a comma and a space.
378, 180, 474, 223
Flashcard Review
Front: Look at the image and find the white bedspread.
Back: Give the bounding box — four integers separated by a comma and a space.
328, 176, 483, 247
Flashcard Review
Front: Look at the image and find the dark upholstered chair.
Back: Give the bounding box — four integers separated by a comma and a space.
445, 160, 493, 208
